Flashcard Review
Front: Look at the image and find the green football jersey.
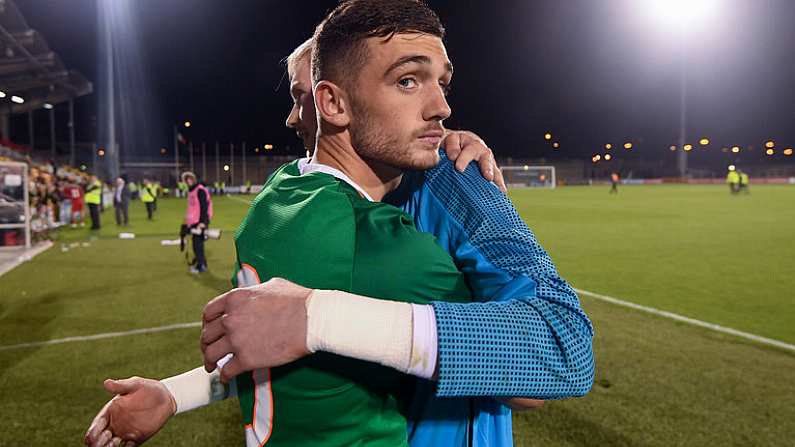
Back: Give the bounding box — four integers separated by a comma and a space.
231, 160, 471, 447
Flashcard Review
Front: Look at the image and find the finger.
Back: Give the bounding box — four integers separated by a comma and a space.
456, 142, 487, 173
441, 132, 462, 161
123, 442, 136, 447
103, 377, 140, 395
200, 317, 226, 352
93, 429, 112, 447
203, 335, 235, 372
202, 292, 231, 323
493, 166, 507, 193
110, 437, 123, 447
85, 400, 113, 444
219, 357, 244, 384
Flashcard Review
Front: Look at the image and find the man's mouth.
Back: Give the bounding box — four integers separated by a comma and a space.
417, 130, 444, 147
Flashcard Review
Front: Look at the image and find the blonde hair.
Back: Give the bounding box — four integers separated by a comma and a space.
286, 37, 314, 79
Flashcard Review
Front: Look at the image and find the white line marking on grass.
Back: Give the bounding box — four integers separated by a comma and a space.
575, 288, 795, 354
0, 241, 53, 278
0, 322, 201, 352
227, 195, 252, 205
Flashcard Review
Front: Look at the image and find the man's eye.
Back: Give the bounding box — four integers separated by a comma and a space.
398, 77, 418, 89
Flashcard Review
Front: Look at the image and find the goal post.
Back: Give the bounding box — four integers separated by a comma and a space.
500, 165, 556, 189
0, 161, 31, 249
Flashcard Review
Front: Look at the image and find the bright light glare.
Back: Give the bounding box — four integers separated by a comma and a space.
646, 0, 720, 27
552, 142, 560, 149
223, 164, 230, 171
731, 146, 740, 153
43, 103, 53, 110
765, 149, 774, 156
699, 138, 709, 146
544, 133, 552, 140
684, 144, 693, 151
784, 148, 793, 156
604, 154, 612, 161
728, 165, 735, 171
624, 142, 633, 149
0, 91, 6, 98
669, 145, 677, 151
11, 95, 23, 104
605, 143, 612, 150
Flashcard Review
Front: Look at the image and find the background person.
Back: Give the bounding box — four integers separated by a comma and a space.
183, 172, 212, 274
113, 176, 130, 226
84, 174, 102, 230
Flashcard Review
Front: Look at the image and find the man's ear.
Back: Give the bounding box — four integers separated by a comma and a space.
314, 81, 351, 128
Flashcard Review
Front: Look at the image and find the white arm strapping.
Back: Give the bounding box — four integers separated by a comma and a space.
305, 290, 438, 379
160, 364, 234, 415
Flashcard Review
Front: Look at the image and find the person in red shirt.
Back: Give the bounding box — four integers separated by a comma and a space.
63, 181, 85, 227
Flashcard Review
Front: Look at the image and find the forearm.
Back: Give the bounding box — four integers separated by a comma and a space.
160, 365, 234, 414
432, 298, 593, 399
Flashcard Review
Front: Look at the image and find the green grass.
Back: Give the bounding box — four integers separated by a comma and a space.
1, 186, 794, 446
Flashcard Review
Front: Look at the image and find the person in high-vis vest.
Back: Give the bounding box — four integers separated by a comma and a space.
141, 179, 157, 220
84, 175, 103, 230
182, 171, 213, 273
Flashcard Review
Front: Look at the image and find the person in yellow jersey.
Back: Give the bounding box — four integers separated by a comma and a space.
140, 178, 157, 220
726, 167, 740, 194
738, 170, 750, 194
84, 174, 103, 230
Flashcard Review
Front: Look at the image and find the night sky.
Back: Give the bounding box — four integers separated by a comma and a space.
14, 0, 795, 163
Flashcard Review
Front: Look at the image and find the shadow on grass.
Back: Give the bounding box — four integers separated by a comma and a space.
514, 402, 648, 447
192, 269, 232, 293
0, 292, 62, 377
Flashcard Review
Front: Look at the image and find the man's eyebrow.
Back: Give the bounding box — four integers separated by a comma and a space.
384, 55, 454, 78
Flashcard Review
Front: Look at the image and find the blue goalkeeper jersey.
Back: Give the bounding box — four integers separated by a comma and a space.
385, 151, 595, 447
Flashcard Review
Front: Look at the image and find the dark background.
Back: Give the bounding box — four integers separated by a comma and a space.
13, 0, 795, 163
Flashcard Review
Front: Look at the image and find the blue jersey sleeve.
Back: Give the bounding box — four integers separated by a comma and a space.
389, 152, 594, 399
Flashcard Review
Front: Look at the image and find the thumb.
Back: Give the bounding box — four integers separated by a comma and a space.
103, 377, 141, 395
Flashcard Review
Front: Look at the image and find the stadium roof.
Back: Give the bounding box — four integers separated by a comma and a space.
0, 0, 92, 115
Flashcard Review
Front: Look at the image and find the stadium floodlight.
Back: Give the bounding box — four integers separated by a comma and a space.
644, 0, 721, 29
605, 143, 612, 150
0, 90, 6, 98
544, 133, 552, 140
552, 142, 560, 149
669, 145, 677, 151
731, 146, 740, 153
765, 149, 774, 156
11, 95, 24, 104
728, 165, 735, 171
184, 121, 191, 128
264, 144, 274, 150
683, 144, 693, 151
604, 154, 612, 161
783, 148, 793, 156
223, 164, 230, 172
764, 140, 775, 148
43, 103, 53, 110
699, 138, 709, 146
624, 142, 633, 150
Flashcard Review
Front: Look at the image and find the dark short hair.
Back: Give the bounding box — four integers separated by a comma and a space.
312, 0, 445, 88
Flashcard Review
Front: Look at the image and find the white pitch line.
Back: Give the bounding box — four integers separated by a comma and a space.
0, 322, 201, 352
227, 195, 252, 205
575, 288, 795, 354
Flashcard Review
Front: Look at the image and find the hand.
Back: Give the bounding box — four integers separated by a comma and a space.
197, 223, 206, 230
84, 377, 175, 447
201, 278, 313, 383
442, 130, 507, 192
497, 397, 545, 411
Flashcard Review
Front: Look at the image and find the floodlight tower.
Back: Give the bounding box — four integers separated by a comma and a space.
646, 0, 719, 178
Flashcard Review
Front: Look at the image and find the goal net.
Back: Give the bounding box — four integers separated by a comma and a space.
501, 165, 556, 189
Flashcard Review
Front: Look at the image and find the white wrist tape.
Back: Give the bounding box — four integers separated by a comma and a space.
160, 365, 230, 415
408, 303, 438, 379
306, 290, 413, 373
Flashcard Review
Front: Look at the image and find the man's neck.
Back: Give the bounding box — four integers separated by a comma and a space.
313, 134, 402, 202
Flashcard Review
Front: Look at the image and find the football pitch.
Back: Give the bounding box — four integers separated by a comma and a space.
1, 184, 793, 446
